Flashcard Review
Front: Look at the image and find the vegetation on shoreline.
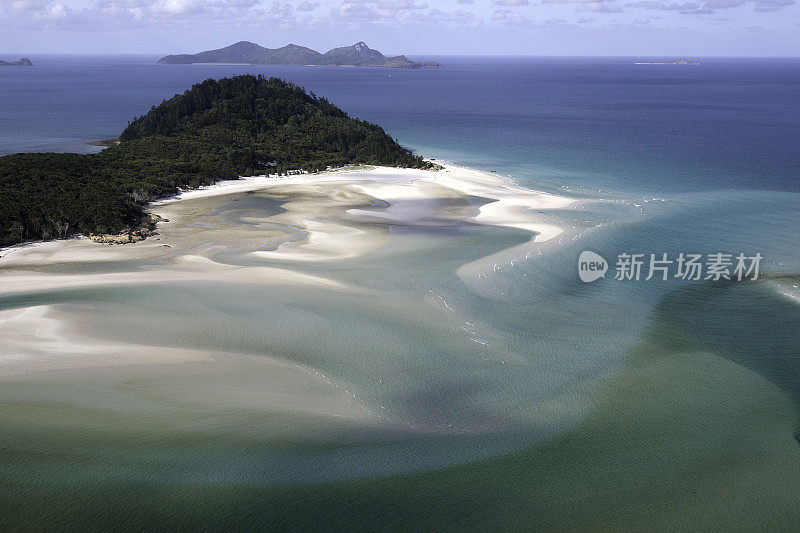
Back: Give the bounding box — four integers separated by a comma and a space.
0, 75, 431, 247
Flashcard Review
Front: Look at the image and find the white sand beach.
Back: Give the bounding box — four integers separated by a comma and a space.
1, 163, 575, 277
0, 163, 584, 435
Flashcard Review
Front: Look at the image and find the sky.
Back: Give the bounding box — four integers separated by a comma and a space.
0, 0, 798, 56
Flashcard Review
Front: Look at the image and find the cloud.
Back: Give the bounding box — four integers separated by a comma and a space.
328, 0, 434, 27
81, 0, 273, 25
581, 1, 624, 11
491, 7, 527, 21
627, 1, 700, 8
541, 15, 568, 25
752, 0, 793, 10
669, 0, 796, 13
363, 0, 428, 8
1, 0, 793, 43
33, 0, 67, 18
702, 0, 743, 7
10, 0, 48, 10
210, 0, 260, 7
0, 0, 70, 20
625, 0, 793, 12
5, 0, 72, 17
492, 7, 509, 18
155, 0, 207, 15
545, 0, 625, 10
333, 2, 381, 20
46, 2, 66, 16
427, 7, 479, 25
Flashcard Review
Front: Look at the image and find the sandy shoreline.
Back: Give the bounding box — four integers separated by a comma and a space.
0, 163, 579, 398
1, 163, 575, 267
0, 161, 611, 465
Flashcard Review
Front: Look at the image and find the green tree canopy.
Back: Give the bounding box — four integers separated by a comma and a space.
0, 75, 431, 247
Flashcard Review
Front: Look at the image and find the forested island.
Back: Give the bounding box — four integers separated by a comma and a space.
0, 58, 32, 67
158, 41, 441, 69
0, 75, 431, 247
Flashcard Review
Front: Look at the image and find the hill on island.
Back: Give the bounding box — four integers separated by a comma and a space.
158, 41, 441, 69
0, 75, 431, 247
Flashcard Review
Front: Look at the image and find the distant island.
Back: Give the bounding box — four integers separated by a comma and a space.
0, 75, 432, 247
0, 58, 32, 67
635, 59, 700, 65
158, 41, 441, 69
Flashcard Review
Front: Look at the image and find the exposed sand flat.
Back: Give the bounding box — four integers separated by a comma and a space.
0, 160, 578, 347
0, 304, 210, 376
428, 164, 574, 241
168, 164, 576, 263
0, 260, 346, 297
0, 305, 380, 425
0, 163, 582, 427
0, 236, 169, 266
155, 164, 574, 242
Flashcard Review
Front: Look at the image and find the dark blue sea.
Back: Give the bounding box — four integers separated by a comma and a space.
2, 55, 799, 194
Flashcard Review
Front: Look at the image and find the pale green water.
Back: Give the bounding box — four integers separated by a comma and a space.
1, 178, 799, 531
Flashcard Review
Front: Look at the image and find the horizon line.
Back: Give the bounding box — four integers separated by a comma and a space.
3, 52, 800, 59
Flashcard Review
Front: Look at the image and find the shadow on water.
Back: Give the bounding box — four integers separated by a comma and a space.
647, 275, 800, 433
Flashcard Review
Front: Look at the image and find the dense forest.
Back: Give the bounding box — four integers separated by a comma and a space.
0, 75, 431, 247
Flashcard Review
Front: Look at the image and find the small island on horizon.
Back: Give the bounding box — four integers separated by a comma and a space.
635, 58, 700, 65
158, 41, 441, 69
0, 58, 32, 67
